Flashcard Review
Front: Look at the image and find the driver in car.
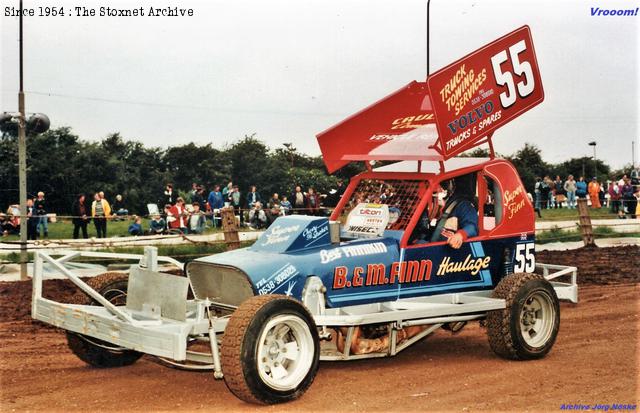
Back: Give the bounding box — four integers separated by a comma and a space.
438, 174, 478, 249
412, 174, 478, 248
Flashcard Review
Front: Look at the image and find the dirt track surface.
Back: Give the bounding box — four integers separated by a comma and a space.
1, 246, 638, 412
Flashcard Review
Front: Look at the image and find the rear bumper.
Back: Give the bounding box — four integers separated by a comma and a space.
538, 262, 578, 303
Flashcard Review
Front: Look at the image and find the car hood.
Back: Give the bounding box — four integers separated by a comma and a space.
193, 228, 400, 299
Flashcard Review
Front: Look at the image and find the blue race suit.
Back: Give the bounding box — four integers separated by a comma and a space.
437, 199, 478, 242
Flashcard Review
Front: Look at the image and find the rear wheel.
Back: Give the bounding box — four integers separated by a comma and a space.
221, 295, 320, 404
66, 272, 143, 368
487, 273, 560, 360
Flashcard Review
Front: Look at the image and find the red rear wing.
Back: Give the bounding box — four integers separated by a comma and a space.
317, 26, 544, 174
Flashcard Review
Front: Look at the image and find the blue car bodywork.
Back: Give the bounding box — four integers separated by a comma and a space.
194, 214, 531, 308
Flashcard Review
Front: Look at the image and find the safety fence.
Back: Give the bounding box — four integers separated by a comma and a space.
2, 213, 638, 245
2, 211, 638, 265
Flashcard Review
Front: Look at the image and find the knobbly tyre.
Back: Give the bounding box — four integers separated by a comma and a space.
32, 26, 578, 405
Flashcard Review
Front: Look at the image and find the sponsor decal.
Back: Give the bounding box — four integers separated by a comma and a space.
256, 263, 299, 295
345, 225, 377, 234
345, 203, 389, 236
503, 184, 526, 219
390, 113, 435, 130
302, 223, 329, 242
261, 224, 301, 246
439, 64, 489, 117
427, 26, 544, 157
364, 217, 384, 225
332, 259, 433, 290
368, 130, 435, 141
319, 242, 388, 264
436, 255, 491, 277
369, 134, 398, 141
358, 207, 382, 216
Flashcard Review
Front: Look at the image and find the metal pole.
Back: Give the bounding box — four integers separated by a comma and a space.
593, 144, 597, 179
426, 0, 431, 78
633, 140, 636, 168
18, 0, 28, 281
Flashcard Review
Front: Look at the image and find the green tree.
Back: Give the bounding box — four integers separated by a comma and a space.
227, 135, 274, 197
507, 143, 549, 193
558, 157, 611, 182
163, 142, 227, 191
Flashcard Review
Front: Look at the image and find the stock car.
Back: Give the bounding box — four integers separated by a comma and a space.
32, 26, 578, 405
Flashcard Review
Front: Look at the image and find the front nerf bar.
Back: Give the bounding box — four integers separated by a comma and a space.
30, 248, 217, 360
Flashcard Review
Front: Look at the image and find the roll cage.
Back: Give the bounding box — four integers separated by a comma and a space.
330, 157, 533, 249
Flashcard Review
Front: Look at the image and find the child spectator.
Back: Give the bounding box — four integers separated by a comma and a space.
280, 196, 292, 215
188, 202, 206, 234
150, 214, 166, 235
128, 216, 143, 236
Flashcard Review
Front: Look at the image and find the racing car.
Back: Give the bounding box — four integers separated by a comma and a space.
32, 26, 578, 405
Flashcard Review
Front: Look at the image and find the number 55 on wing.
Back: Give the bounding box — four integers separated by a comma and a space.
427, 25, 544, 158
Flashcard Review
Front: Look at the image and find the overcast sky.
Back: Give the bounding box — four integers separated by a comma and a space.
1, 0, 639, 169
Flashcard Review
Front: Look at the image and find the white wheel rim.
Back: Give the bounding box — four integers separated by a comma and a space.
256, 314, 314, 391
519, 290, 556, 348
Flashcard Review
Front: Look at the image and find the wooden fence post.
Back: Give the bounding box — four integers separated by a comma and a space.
577, 198, 595, 247
220, 207, 240, 250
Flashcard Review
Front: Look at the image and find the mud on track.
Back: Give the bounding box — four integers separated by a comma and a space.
1, 246, 638, 411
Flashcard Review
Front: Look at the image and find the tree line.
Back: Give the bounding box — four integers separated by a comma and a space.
0, 128, 361, 215
0, 127, 625, 216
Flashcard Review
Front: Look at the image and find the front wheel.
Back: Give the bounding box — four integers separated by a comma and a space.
221, 295, 320, 404
487, 273, 560, 360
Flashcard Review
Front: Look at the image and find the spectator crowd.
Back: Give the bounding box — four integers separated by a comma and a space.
532, 174, 639, 218
2, 172, 639, 240
1, 180, 348, 239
